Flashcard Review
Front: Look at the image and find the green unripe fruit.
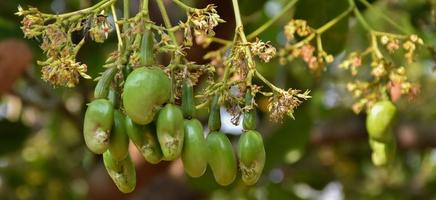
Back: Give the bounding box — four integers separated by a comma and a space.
366, 100, 396, 142
156, 104, 185, 160
208, 95, 221, 131
181, 79, 195, 118
123, 67, 171, 125
103, 151, 136, 193
242, 90, 256, 130
125, 116, 162, 164
108, 110, 129, 161
140, 30, 155, 66
182, 119, 207, 177
83, 99, 114, 154
94, 67, 116, 99
238, 130, 265, 185
369, 136, 395, 166
206, 131, 237, 186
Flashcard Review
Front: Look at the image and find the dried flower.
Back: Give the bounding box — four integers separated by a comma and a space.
346, 81, 369, 98
17, 7, 45, 38
409, 34, 424, 44
250, 39, 276, 62
401, 34, 424, 63
292, 44, 326, 72
284, 19, 312, 40
371, 59, 388, 78
89, 14, 113, 43
40, 24, 68, 57
339, 52, 362, 76
180, 22, 193, 46
16, 2, 118, 88
189, 5, 225, 38
40, 56, 91, 87
268, 89, 310, 122
380, 35, 400, 53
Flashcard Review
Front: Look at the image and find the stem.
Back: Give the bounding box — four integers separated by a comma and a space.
207, 0, 298, 55
142, 0, 150, 16
209, 37, 232, 45
358, 0, 410, 34
372, 31, 407, 39
284, 5, 353, 51
156, 0, 180, 104
232, 0, 243, 27
348, 0, 373, 31
247, 0, 298, 39
73, 38, 86, 55
255, 70, 281, 93
149, 24, 181, 32
231, 0, 256, 86
111, 5, 123, 48
195, 101, 209, 110
122, 0, 130, 48
220, 0, 244, 90
292, 33, 315, 49
172, 0, 193, 11
371, 33, 383, 59
316, 34, 322, 51
123, 0, 129, 19
220, 33, 239, 90
43, 0, 115, 19
156, 0, 178, 43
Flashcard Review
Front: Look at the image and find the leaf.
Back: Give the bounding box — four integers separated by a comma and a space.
294, 0, 350, 54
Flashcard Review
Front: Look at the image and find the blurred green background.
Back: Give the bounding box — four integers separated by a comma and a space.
0, 0, 435, 199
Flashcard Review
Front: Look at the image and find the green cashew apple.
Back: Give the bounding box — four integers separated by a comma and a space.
156, 104, 184, 160
83, 99, 114, 154
123, 67, 171, 125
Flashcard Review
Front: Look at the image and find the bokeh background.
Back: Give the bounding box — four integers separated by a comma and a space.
0, 0, 435, 199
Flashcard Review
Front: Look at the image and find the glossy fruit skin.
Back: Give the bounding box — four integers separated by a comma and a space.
83, 99, 114, 154
181, 79, 195, 118
123, 67, 171, 125
369, 137, 395, 166
366, 100, 396, 142
108, 110, 129, 161
206, 131, 237, 186
208, 95, 221, 131
125, 116, 162, 164
182, 119, 207, 177
243, 90, 256, 130
103, 151, 136, 193
140, 31, 155, 66
238, 130, 265, 185
156, 104, 185, 160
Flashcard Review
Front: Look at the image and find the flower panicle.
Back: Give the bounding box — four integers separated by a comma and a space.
268, 88, 311, 122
